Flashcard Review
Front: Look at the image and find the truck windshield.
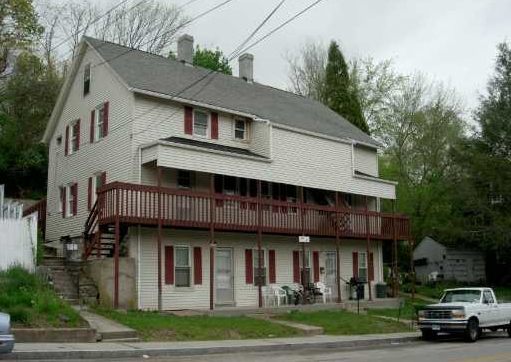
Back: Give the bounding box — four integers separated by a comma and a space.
440, 290, 481, 303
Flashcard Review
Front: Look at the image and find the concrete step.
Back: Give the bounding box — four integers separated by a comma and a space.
100, 337, 140, 343
99, 330, 138, 340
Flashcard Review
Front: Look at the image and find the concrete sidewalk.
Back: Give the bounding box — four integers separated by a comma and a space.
0, 333, 420, 360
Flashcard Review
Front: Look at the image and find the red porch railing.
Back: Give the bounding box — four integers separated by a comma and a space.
96, 182, 410, 240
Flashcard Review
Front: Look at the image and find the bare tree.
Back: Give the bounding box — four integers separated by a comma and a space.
59, 0, 99, 59
285, 40, 327, 101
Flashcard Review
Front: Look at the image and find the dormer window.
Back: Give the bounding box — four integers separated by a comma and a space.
193, 110, 208, 137
84, 63, 91, 96
234, 119, 247, 140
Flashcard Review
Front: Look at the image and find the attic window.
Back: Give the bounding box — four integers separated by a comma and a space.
234, 119, 247, 140
84, 63, 91, 96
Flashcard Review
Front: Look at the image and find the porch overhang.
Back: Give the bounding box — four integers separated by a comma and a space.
140, 141, 397, 200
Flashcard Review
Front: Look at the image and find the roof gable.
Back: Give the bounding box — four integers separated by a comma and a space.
84, 36, 380, 148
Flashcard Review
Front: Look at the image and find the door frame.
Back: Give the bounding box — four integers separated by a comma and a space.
215, 247, 235, 306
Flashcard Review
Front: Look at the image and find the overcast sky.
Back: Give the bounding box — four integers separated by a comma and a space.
89, 0, 510, 113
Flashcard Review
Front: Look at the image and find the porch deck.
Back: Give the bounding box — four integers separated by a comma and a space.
93, 182, 410, 240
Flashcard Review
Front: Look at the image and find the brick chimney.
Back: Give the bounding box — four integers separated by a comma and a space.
238, 53, 254, 82
177, 34, 194, 64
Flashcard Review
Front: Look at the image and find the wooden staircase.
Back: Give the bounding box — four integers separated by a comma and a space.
83, 200, 127, 260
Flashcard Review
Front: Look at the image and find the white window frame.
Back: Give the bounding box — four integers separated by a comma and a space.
58, 186, 63, 213
253, 249, 267, 286
91, 172, 103, 206
69, 120, 79, 154
299, 250, 311, 284
193, 110, 209, 138
233, 118, 248, 140
65, 184, 74, 218
95, 103, 105, 141
358, 252, 368, 283
84, 63, 91, 96
174, 245, 191, 288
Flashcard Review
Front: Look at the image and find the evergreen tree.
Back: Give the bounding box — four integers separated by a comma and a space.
322, 41, 369, 133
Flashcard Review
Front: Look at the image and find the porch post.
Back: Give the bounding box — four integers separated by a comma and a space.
114, 187, 120, 309
335, 192, 341, 303
365, 196, 372, 301
209, 174, 215, 310
299, 186, 307, 304
157, 167, 163, 311
257, 180, 263, 308
392, 200, 399, 298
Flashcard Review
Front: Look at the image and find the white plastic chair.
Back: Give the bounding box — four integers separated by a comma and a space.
271, 285, 288, 306
314, 282, 333, 303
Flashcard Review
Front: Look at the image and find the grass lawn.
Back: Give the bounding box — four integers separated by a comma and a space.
0, 266, 84, 328
93, 308, 301, 341
367, 296, 430, 320
275, 310, 412, 335
406, 283, 511, 303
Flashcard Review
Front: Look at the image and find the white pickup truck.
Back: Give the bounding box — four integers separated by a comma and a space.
418, 287, 511, 342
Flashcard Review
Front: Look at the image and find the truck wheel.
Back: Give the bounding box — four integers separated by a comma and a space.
421, 329, 437, 341
465, 318, 479, 342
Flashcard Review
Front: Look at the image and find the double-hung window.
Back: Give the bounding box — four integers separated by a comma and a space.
64, 183, 77, 218
253, 250, 266, 286
68, 120, 80, 155
358, 252, 368, 282
177, 170, 192, 189
193, 110, 208, 137
95, 103, 106, 141
84, 63, 91, 96
234, 119, 247, 140
91, 173, 103, 205
175, 246, 191, 287
299, 250, 311, 284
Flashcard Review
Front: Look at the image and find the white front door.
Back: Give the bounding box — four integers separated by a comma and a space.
325, 251, 337, 298
215, 248, 234, 305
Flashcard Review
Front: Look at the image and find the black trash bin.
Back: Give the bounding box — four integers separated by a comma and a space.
376, 283, 387, 298
356, 283, 365, 300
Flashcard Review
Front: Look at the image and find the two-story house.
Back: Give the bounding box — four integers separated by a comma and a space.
41, 34, 410, 310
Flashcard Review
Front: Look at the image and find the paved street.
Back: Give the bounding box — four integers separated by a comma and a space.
4, 333, 511, 362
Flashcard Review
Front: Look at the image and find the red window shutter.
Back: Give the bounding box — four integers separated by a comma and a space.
101, 171, 106, 186
90, 109, 95, 143
184, 106, 193, 135
103, 102, 109, 137
165, 246, 174, 284
62, 187, 66, 218
65, 125, 69, 155
292, 250, 300, 283
352, 252, 359, 278
74, 120, 80, 151
369, 252, 374, 281
269, 249, 276, 284
87, 177, 92, 211
313, 251, 320, 282
211, 112, 218, 139
194, 247, 202, 285
245, 249, 253, 284
72, 183, 78, 216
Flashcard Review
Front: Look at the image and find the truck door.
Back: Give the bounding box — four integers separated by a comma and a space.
482, 289, 497, 325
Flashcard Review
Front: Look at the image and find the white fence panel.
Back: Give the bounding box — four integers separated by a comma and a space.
0, 213, 38, 271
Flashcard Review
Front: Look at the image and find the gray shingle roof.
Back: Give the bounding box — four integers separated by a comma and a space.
85, 37, 379, 147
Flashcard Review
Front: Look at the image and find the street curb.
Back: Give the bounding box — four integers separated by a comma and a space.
0, 335, 421, 360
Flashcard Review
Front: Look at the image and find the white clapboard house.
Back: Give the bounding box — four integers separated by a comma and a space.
40, 35, 410, 310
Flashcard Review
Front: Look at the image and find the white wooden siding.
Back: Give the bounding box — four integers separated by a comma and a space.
137, 228, 383, 310
143, 126, 395, 199
354, 145, 378, 177
45, 45, 134, 242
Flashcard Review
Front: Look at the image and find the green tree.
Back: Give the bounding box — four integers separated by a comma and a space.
323, 41, 368, 133
0, 53, 62, 198
448, 42, 511, 282
0, 0, 42, 70
193, 45, 232, 75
